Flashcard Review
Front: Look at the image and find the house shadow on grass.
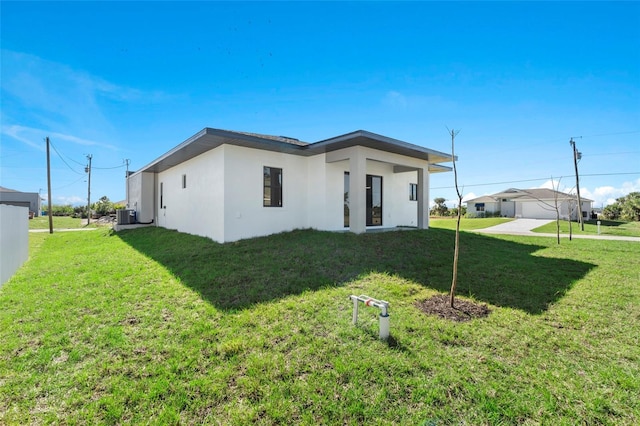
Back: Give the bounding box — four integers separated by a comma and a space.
115, 227, 595, 314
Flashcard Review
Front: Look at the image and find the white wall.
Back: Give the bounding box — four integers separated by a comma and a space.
157, 146, 226, 241
127, 172, 155, 222
147, 144, 431, 242
390, 170, 419, 227
222, 145, 310, 242
0, 205, 29, 286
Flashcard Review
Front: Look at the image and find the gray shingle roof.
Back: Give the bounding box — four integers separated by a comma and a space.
468, 188, 593, 203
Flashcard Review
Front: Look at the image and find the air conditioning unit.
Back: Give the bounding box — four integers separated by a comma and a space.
116, 209, 136, 225
116, 209, 129, 225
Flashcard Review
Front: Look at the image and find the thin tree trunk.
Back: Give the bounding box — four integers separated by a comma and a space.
449, 129, 462, 308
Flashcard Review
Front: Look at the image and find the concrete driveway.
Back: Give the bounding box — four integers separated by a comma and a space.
476, 218, 553, 235
476, 218, 640, 241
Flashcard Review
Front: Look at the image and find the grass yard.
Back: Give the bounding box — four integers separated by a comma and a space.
1, 227, 639, 424
532, 219, 640, 238
29, 216, 95, 230
429, 216, 514, 231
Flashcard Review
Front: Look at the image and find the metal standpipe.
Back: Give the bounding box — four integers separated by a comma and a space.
349, 294, 390, 340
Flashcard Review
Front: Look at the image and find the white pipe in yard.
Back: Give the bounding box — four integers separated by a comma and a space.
349, 295, 390, 340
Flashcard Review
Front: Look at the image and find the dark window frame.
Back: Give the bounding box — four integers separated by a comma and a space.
160, 182, 164, 209
182, 174, 187, 189
263, 166, 283, 207
409, 183, 418, 201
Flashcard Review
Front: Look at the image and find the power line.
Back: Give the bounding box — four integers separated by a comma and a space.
53, 175, 86, 190
46, 138, 128, 171
431, 171, 640, 190
48, 139, 83, 175
581, 130, 640, 138
92, 164, 126, 170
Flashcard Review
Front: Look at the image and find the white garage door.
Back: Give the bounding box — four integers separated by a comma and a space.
520, 201, 557, 219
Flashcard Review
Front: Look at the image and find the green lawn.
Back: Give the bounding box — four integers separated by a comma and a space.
532, 219, 640, 238
29, 215, 95, 230
429, 216, 514, 231
1, 227, 638, 424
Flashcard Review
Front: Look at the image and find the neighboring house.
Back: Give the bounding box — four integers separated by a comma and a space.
0, 186, 42, 217
125, 128, 454, 243
465, 188, 593, 220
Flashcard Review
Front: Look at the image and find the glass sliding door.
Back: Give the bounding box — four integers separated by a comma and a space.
344, 172, 383, 228
366, 175, 382, 226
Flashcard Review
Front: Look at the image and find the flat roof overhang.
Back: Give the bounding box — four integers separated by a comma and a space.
307, 130, 454, 164
133, 128, 454, 175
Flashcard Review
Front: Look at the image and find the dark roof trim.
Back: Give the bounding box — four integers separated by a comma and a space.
134, 127, 454, 175
307, 130, 454, 164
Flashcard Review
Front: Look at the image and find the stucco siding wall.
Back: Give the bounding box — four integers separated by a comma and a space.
222, 145, 309, 242
0, 205, 29, 286
321, 160, 349, 231
127, 172, 155, 222
307, 155, 331, 230
392, 171, 419, 227
157, 147, 225, 242
145, 143, 433, 242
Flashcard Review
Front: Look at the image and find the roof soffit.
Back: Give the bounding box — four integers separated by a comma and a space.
135, 128, 454, 175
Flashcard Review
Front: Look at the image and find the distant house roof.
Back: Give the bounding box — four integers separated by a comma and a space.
0, 186, 19, 192
134, 128, 455, 175
466, 188, 593, 204
468, 196, 496, 203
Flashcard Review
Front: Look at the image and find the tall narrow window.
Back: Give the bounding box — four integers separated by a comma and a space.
182, 174, 187, 189
160, 182, 164, 209
344, 172, 350, 227
263, 166, 282, 207
366, 175, 382, 226
409, 183, 418, 201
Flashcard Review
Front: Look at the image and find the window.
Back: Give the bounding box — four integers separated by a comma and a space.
160, 182, 164, 209
182, 174, 187, 189
409, 183, 418, 201
344, 172, 350, 227
366, 175, 382, 226
263, 166, 282, 207
475, 203, 485, 212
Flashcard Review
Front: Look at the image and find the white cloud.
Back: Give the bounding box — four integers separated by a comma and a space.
382, 90, 457, 111
538, 178, 574, 193
581, 178, 640, 207
462, 192, 478, 202
56, 195, 85, 206
384, 91, 408, 109
1, 124, 116, 151
1, 124, 42, 150
1, 49, 168, 146
537, 177, 640, 207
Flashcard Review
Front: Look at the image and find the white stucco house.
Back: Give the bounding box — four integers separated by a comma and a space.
465, 188, 593, 220
124, 128, 454, 243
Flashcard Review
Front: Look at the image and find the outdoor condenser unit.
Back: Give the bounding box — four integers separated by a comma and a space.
116, 209, 136, 225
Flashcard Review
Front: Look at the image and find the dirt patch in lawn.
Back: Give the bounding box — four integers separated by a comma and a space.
416, 294, 490, 322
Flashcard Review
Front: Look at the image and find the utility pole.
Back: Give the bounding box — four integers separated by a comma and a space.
569, 138, 584, 231
124, 158, 130, 206
85, 154, 92, 226
46, 137, 53, 234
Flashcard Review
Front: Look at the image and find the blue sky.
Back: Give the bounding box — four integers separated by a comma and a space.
2, 1, 639, 209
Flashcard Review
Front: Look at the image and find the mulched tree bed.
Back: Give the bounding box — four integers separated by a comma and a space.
415, 294, 491, 322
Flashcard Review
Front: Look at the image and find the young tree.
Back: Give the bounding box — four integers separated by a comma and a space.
449, 129, 462, 308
